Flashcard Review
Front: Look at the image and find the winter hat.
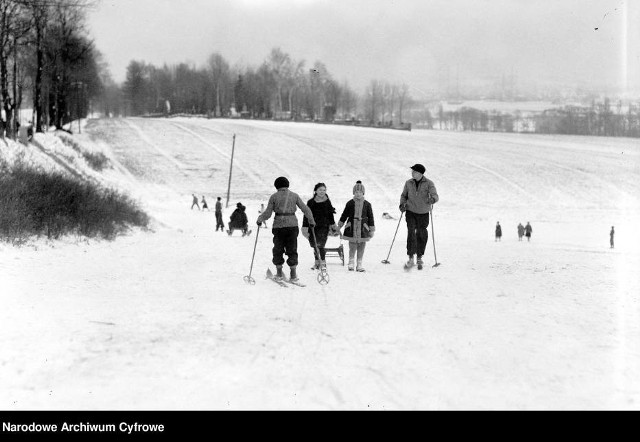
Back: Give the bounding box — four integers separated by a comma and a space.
274, 176, 290, 189
314, 182, 326, 192
410, 163, 426, 175
236, 202, 242, 208
353, 180, 365, 194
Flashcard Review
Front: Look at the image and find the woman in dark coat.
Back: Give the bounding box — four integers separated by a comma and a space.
302, 183, 338, 269
228, 203, 249, 236
495, 222, 502, 241
338, 181, 375, 272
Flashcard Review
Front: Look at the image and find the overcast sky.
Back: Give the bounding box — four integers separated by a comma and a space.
87, 0, 640, 96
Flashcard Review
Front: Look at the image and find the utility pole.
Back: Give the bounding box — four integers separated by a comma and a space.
225, 134, 236, 208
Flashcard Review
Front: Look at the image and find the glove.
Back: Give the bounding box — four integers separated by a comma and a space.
301, 227, 309, 238
309, 221, 316, 227
257, 220, 262, 226
399, 204, 406, 213
369, 231, 375, 238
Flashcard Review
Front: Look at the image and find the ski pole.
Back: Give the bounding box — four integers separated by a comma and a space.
243, 226, 261, 284
310, 226, 329, 285
430, 210, 440, 267
381, 211, 404, 264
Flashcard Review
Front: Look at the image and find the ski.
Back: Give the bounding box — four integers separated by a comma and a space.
283, 278, 306, 287
266, 269, 288, 287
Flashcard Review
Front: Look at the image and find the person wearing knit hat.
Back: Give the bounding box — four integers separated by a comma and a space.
399, 164, 439, 269
257, 177, 315, 282
338, 180, 375, 272
227, 202, 250, 236
302, 183, 339, 269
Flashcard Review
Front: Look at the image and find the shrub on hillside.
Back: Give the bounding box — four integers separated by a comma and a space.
0, 160, 149, 243
57, 133, 110, 171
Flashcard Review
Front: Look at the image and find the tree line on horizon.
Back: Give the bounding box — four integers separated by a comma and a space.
114, 47, 414, 127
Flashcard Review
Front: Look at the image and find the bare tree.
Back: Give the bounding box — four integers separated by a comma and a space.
207, 52, 230, 116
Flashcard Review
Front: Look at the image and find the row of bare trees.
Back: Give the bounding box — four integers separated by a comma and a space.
119, 47, 411, 125
0, 0, 102, 140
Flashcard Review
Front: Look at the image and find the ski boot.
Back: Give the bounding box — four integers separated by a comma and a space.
311, 259, 321, 270
227, 229, 232, 236
417, 256, 424, 270
404, 255, 415, 271
348, 258, 355, 271
275, 265, 285, 281
290, 266, 299, 283
320, 260, 327, 270
356, 260, 365, 272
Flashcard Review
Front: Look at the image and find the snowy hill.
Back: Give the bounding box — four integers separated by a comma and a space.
1, 118, 639, 409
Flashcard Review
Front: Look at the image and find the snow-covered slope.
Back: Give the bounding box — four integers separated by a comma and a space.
1, 118, 638, 409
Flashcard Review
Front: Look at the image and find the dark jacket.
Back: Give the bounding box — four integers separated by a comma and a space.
229, 208, 248, 229
339, 199, 375, 243
302, 197, 336, 228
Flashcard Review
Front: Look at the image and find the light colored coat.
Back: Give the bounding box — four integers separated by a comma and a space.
258, 188, 315, 229
400, 176, 439, 214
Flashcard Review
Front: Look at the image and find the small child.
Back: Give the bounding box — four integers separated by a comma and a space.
201, 196, 209, 211
495, 221, 502, 241
517, 223, 525, 241
338, 180, 375, 272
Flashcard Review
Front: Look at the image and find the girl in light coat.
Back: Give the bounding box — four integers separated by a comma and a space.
338, 181, 375, 272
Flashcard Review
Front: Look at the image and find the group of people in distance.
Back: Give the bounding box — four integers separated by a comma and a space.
495, 221, 533, 242
255, 163, 438, 283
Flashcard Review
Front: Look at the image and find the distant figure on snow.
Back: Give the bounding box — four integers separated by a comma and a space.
495, 222, 502, 241
258, 203, 268, 228
201, 196, 209, 211
215, 197, 224, 231
610, 226, 615, 249
228, 203, 250, 236
191, 194, 200, 210
525, 222, 532, 242
517, 223, 525, 241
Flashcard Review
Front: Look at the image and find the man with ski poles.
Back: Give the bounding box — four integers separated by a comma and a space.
399, 164, 439, 270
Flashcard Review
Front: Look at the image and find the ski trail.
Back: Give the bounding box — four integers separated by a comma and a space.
169, 122, 265, 188
121, 119, 188, 172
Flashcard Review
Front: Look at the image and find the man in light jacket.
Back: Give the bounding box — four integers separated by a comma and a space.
400, 164, 439, 269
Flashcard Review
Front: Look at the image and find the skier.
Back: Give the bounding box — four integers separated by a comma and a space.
201, 196, 209, 211
191, 193, 200, 210
495, 222, 502, 242
302, 183, 339, 270
525, 222, 532, 242
517, 223, 525, 241
256, 176, 315, 283
338, 180, 375, 272
228, 203, 250, 236
610, 226, 615, 249
399, 164, 439, 270
215, 197, 225, 231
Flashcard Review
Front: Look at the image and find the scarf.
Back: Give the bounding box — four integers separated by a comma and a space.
352, 195, 365, 239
